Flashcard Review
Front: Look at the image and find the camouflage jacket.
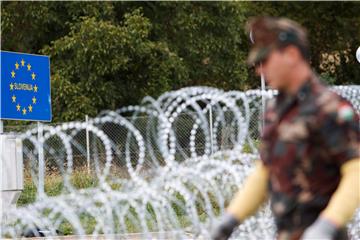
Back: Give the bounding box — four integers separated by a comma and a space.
259, 74, 360, 236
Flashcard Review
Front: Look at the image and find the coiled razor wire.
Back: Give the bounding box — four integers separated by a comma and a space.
2, 85, 360, 239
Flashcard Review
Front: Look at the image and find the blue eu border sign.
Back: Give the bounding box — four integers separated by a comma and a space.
0, 51, 52, 122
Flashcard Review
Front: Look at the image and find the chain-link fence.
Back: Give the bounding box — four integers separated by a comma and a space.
8, 111, 254, 172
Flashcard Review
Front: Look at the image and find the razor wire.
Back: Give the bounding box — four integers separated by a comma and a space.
1, 85, 359, 239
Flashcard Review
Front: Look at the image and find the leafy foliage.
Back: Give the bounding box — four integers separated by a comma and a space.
2, 2, 359, 122
41, 9, 188, 121
246, 2, 360, 85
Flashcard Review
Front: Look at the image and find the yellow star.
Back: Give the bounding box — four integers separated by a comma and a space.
16, 104, 21, 111
28, 105, 33, 112
31, 72, 36, 80
12, 95, 16, 103
22, 108, 27, 115
10, 83, 14, 90
15, 62, 19, 69
21, 59, 25, 66
27, 63, 31, 71
11, 70, 15, 78
32, 96, 37, 104
34, 85, 38, 92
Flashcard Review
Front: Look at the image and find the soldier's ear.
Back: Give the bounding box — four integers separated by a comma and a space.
282, 45, 301, 64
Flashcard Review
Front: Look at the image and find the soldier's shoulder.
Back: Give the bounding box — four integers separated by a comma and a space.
316, 88, 350, 111
315, 87, 357, 123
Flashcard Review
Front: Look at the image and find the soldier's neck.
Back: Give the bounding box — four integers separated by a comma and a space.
285, 62, 312, 95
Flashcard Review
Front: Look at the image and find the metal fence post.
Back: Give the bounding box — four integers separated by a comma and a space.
209, 105, 214, 155
37, 122, 45, 199
260, 66, 266, 132
86, 115, 90, 174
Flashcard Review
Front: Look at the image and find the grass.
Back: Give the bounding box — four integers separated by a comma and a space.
17, 168, 98, 206
16, 169, 101, 235
16, 165, 227, 236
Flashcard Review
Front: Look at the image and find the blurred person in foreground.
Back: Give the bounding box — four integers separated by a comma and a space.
212, 17, 360, 240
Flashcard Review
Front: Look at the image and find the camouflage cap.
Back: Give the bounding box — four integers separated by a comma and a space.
247, 17, 309, 66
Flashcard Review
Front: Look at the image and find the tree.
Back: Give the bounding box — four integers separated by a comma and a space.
1, 2, 115, 53
246, 2, 360, 85
113, 2, 251, 89
2, 2, 359, 123
41, 9, 188, 121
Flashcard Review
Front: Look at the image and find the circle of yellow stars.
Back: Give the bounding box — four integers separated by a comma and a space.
10, 59, 38, 115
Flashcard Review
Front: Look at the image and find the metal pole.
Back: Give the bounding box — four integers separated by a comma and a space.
0, 120, 3, 235
86, 115, 90, 174
260, 65, 266, 132
37, 122, 45, 199
0, 120, 3, 134
249, 30, 266, 133
209, 105, 214, 155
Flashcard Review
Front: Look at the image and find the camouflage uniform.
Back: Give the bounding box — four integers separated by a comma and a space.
259, 75, 360, 239
211, 17, 359, 240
